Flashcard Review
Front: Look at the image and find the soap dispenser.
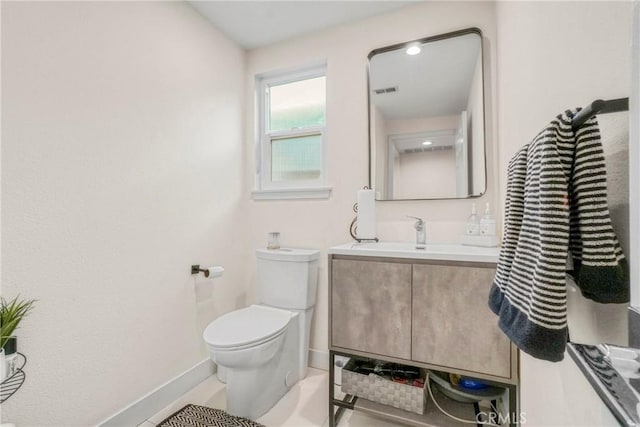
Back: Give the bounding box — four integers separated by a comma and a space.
480, 203, 496, 236
465, 203, 480, 235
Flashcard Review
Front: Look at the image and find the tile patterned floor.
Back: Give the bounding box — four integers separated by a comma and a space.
139, 368, 405, 426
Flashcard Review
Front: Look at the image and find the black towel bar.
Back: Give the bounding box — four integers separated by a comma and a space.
572, 97, 629, 131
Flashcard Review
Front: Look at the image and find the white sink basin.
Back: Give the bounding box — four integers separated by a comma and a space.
329, 241, 500, 263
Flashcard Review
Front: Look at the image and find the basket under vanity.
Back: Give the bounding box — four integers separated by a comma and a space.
328, 242, 519, 427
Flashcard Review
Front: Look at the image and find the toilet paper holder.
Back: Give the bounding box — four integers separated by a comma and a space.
191, 265, 224, 278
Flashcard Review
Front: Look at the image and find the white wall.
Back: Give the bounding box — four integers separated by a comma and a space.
244, 1, 498, 360
1, 2, 247, 424
496, 1, 632, 424
395, 150, 457, 199
385, 114, 459, 135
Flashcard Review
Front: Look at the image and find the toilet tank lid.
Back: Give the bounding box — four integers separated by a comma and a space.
256, 248, 320, 262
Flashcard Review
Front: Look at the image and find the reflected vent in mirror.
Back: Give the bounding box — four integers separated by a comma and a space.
373, 86, 398, 95
402, 145, 453, 154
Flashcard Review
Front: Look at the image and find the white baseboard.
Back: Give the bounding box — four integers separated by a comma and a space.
98, 358, 215, 427
100, 350, 325, 426
308, 348, 329, 371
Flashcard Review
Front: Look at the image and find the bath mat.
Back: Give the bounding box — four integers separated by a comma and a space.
157, 404, 266, 427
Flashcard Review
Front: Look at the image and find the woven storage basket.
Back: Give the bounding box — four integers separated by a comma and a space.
341, 360, 426, 414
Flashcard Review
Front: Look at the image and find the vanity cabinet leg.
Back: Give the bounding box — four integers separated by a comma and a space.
473, 401, 482, 427
328, 351, 355, 426
508, 384, 518, 427
329, 351, 336, 427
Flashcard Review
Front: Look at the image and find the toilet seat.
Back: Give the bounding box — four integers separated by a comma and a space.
203, 305, 291, 351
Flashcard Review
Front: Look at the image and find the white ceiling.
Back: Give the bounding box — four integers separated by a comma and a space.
188, 1, 416, 49
370, 32, 482, 119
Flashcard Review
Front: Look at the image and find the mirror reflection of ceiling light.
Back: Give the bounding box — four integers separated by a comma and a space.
422, 141, 433, 146
406, 45, 421, 55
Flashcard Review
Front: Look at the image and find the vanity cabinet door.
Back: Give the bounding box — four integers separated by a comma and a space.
331, 259, 412, 360
412, 264, 511, 378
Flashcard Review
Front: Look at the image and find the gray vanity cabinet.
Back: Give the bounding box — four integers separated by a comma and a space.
411, 263, 512, 378
329, 255, 517, 382
331, 258, 412, 360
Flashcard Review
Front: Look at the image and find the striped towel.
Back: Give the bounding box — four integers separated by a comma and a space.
488, 110, 628, 362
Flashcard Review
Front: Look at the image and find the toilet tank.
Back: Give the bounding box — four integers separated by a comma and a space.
256, 248, 320, 310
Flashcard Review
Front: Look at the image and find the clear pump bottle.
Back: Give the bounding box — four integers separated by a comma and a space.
466, 203, 480, 235
480, 203, 496, 236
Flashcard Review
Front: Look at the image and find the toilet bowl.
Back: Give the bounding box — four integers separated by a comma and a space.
202, 247, 319, 420
204, 305, 300, 419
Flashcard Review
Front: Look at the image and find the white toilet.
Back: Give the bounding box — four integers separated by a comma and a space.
203, 248, 320, 420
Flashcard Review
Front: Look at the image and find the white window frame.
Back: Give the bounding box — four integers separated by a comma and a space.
252, 62, 331, 200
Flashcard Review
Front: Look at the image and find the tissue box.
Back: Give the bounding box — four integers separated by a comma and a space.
341, 360, 426, 414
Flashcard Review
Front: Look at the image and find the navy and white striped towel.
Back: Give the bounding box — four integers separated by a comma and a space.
489, 110, 628, 362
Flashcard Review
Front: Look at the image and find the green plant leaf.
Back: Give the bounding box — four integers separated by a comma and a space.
0, 295, 36, 349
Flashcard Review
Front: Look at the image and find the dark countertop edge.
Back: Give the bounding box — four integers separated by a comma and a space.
567, 343, 635, 427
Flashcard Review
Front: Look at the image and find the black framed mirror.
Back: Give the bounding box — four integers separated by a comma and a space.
368, 28, 486, 200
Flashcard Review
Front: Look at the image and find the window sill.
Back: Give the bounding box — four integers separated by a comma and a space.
251, 186, 332, 201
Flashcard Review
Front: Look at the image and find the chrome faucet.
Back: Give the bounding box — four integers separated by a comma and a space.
407, 216, 426, 249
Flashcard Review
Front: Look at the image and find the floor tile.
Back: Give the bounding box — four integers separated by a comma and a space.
256, 368, 329, 427
337, 410, 405, 426
320, 407, 405, 427
145, 367, 407, 427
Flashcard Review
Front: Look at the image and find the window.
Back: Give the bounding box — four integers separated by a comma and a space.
253, 63, 331, 200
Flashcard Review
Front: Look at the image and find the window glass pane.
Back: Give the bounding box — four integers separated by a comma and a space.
271, 134, 322, 182
269, 76, 325, 132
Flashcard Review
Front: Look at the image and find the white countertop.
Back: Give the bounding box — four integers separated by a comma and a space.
329, 241, 500, 263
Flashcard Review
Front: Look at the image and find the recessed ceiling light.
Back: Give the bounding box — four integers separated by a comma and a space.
422, 140, 433, 146
406, 45, 421, 56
